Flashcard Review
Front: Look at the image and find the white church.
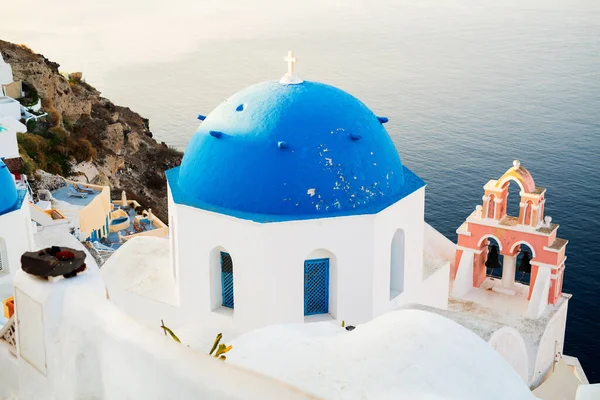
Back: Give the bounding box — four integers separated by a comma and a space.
0, 52, 597, 400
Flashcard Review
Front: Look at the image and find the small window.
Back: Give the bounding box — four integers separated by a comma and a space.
304, 258, 329, 316
221, 252, 234, 308
390, 229, 405, 299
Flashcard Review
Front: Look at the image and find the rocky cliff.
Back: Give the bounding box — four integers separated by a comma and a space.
0, 40, 182, 221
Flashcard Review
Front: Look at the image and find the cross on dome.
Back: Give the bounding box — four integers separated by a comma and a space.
280, 50, 303, 85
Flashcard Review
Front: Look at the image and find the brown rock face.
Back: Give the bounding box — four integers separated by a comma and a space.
0, 41, 182, 222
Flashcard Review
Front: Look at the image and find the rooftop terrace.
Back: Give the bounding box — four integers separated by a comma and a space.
51, 184, 101, 208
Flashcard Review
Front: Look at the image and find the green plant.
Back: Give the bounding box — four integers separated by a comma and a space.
26, 118, 38, 132
209, 333, 232, 361
160, 320, 181, 343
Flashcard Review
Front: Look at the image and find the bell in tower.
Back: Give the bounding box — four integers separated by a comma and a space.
517, 251, 532, 283
485, 244, 502, 276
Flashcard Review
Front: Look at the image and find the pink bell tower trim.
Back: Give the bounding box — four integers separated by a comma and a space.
453, 161, 568, 318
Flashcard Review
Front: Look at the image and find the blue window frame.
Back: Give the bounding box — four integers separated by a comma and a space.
221, 252, 234, 308
304, 258, 329, 316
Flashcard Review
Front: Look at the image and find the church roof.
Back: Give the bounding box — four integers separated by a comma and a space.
226, 309, 536, 399
0, 158, 19, 216
167, 80, 424, 222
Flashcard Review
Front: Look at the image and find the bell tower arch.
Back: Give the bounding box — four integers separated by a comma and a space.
453, 161, 568, 319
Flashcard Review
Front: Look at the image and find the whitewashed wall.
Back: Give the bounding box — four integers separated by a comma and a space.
169, 184, 445, 333
0, 60, 13, 86
414, 262, 450, 310
372, 187, 426, 316
531, 299, 569, 387
0, 127, 18, 159
488, 326, 529, 382
10, 269, 316, 400
0, 97, 21, 120
0, 203, 34, 280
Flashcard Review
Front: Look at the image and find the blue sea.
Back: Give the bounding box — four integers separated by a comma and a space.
4, 0, 600, 382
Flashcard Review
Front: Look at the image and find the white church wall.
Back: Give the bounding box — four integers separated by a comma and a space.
415, 261, 450, 310
174, 201, 377, 330
531, 299, 569, 388
169, 184, 437, 332
262, 216, 375, 326
173, 202, 268, 334
10, 268, 315, 400
372, 187, 426, 316
488, 326, 530, 382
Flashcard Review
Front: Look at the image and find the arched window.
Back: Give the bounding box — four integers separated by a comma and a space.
169, 215, 177, 279
524, 200, 534, 226
390, 229, 405, 299
304, 258, 330, 316
487, 195, 496, 219
220, 252, 234, 309
505, 181, 522, 218
0, 237, 7, 273
513, 242, 535, 285
483, 236, 503, 279
210, 247, 235, 312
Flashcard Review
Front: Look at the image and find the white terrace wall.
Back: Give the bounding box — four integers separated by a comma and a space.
372, 187, 426, 316
0, 202, 34, 280
0, 126, 18, 159
12, 269, 317, 400
531, 299, 569, 387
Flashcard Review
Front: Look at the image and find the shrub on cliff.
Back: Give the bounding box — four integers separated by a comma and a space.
71, 138, 96, 162
17, 133, 73, 176
18, 133, 48, 166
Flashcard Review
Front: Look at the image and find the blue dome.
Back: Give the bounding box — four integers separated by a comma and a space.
0, 159, 18, 216
168, 80, 424, 222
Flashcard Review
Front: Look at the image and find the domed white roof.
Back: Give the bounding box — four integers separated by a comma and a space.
227, 309, 536, 400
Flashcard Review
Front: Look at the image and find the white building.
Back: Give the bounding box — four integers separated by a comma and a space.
0, 52, 26, 159
102, 57, 451, 337
0, 116, 26, 160
0, 159, 33, 297
0, 52, 22, 99
0, 96, 21, 121
0, 53, 13, 88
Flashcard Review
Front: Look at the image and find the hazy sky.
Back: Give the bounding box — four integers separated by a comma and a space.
5, 0, 596, 76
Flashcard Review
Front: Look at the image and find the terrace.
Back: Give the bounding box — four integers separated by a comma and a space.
93, 200, 168, 257
50, 183, 101, 209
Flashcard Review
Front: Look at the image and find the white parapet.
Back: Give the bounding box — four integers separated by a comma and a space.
0, 97, 21, 120
11, 267, 316, 400
452, 249, 475, 298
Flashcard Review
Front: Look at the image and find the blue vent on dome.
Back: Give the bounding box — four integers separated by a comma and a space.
167, 80, 425, 222
304, 258, 329, 316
